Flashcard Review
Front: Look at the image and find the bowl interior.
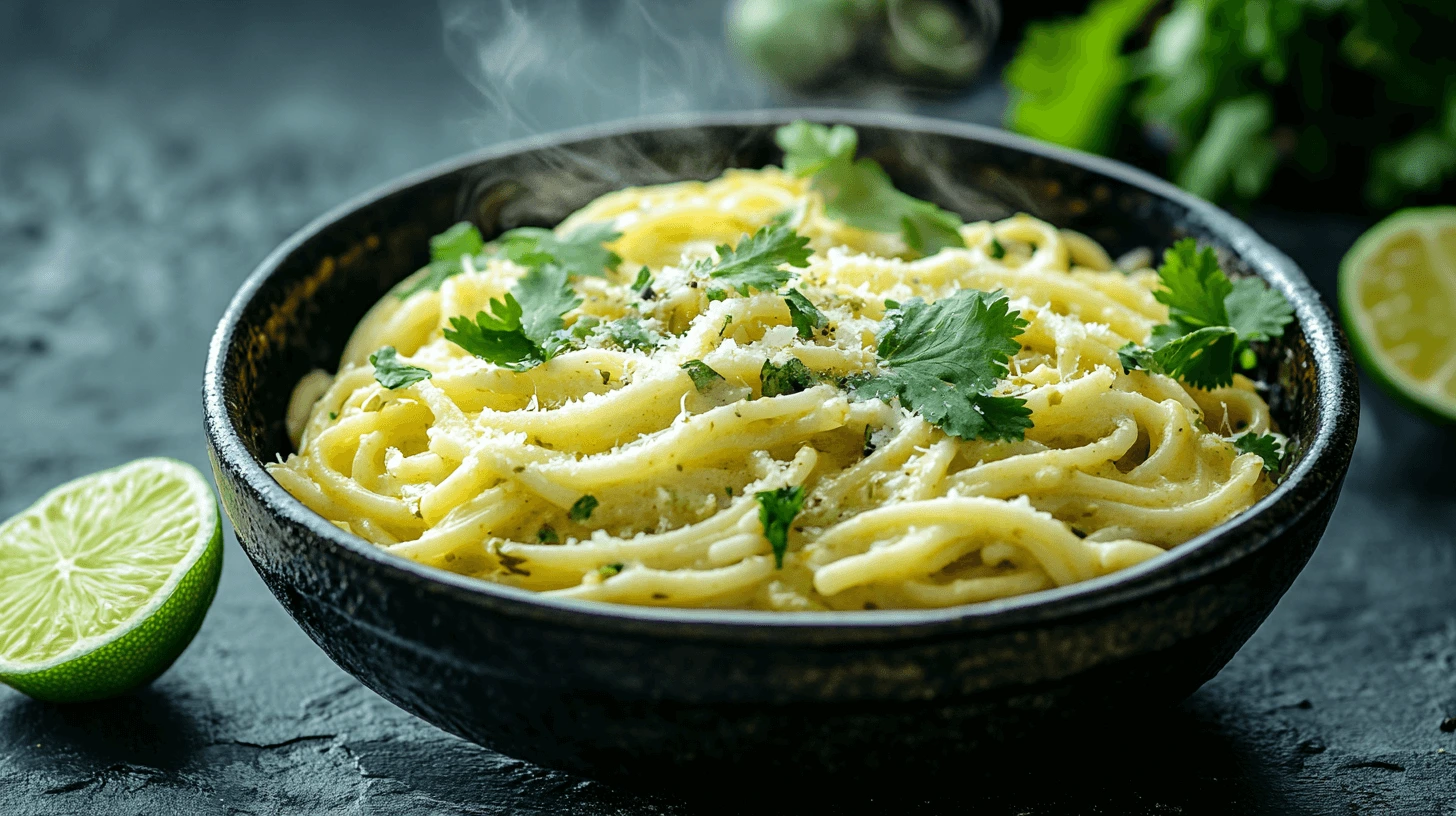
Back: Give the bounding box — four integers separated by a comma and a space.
211, 110, 1344, 620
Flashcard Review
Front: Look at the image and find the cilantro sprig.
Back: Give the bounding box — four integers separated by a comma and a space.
850, 290, 1032, 442
1234, 432, 1283, 473
498, 222, 622, 279
756, 485, 804, 569
369, 346, 432, 389
694, 222, 812, 295
775, 121, 965, 256
1119, 239, 1293, 389
443, 263, 580, 371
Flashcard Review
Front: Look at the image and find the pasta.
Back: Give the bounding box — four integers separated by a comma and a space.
268, 165, 1279, 611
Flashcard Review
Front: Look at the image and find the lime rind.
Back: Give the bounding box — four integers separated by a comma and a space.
1338, 206, 1456, 424
0, 458, 222, 702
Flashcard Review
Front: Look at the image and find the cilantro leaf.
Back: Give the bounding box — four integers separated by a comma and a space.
369, 346, 433, 389
1234, 432, 1283, 473
395, 222, 486, 300
755, 485, 804, 569
776, 121, 965, 256
775, 120, 857, 177
1155, 239, 1232, 330
705, 289, 728, 302
681, 360, 725, 392
1003, 0, 1155, 154
431, 221, 485, 263
444, 264, 581, 370
695, 222, 812, 295
499, 222, 621, 278
784, 289, 827, 339
988, 237, 1006, 259
849, 289, 1031, 441
569, 495, 598, 522
760, 357, 818, 398
1152, 326, 1239, 390
1118, 342, 1158, 374
1225, 276, 1295, 346
607, 317, 658, 352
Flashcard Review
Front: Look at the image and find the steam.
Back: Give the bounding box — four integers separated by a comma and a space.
441, 0, 772, 144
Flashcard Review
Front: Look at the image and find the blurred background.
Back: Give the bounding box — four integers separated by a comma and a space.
2, 1, 1454, 814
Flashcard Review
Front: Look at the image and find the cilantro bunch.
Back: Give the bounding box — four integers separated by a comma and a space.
1119, 239, 1293, 390
774, 121, 966, 255
1004, 0, 1456, 209
851, 290, 1032, 442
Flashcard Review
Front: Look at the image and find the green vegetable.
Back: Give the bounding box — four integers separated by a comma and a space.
1119, 240, 1292, 389
784, 289, 828, 339
396, 222, 486, 299
569, 495, 598, 522
681, 360, 726, 392
631, 266, 653, 296
368, 346, 433, 390
443, 263, 580, 371
1233, 432, 1283, 473
755, 485, 805, 569
1004, 0, 1456, 207
431, 221, 485, 262
606, 317, 659, 352
695, 222, 812, 295
1004, 0, 1154, 155
760, 357, 818, 398
849, 289, 1031, 441
498, 222, 622, 278
775, 121, 965, 255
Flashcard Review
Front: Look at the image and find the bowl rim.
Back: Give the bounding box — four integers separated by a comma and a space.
203, 107, 1358, 637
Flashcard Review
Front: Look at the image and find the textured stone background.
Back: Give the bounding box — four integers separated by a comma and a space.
1, 1, 1454, 813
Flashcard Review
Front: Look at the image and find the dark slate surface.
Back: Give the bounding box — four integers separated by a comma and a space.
1, 1, 1453, 813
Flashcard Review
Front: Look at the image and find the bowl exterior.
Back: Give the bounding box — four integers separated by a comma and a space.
204, 110, 1358, 778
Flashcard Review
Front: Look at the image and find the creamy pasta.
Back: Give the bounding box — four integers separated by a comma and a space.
268, 165, 1278, 611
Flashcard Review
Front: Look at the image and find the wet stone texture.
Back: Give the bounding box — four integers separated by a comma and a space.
2, 1, 1454, 814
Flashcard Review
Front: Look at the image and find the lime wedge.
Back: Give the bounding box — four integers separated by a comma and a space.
0, 458, 222, 702
1339, 206, 1456, 423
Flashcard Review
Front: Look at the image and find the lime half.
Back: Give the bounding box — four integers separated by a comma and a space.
0, 458, 222, 702
1339, 207, 1456, 423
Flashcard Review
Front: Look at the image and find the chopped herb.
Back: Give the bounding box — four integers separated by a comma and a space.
784, 288, 827, 339
443, 263, 580, 371
569, 495, 599, 522
631, 266, 652, 290
396, 222, 486, 299
705, 289, 728, 302
694, 222, 812, 295
328, 411, 338, 421
369, 346, 433, 389
725, 486, 734, 497
597, 562, 623, 578
719, 314, 734, 337
863, 424, 875, 456
536, 524, 559, 544
566, 314, 602, 343
989, 237, 1006, 259
681, 360, 726, 392
775, 121, 965, 256
849, 289, 1032, 441
883, 298, 900, 311
606, 317, 659, 352
760, 357, 818, 398
498, 222, 621, 278
756, 485, 805, 569
1121, 239, 1294, 389
1234, 432, 1283, 473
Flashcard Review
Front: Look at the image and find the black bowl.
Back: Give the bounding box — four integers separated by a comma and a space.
203, 110, 1358, 781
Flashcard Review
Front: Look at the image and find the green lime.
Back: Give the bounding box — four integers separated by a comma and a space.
0, 458, 222, 702
1339, 206, 1456, 424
